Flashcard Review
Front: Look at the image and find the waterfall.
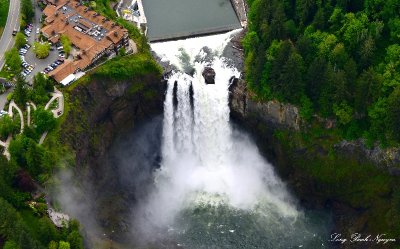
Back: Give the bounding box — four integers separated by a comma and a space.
133, 31, 329, 248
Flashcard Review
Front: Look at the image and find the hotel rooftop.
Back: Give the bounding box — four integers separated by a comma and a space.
41, 0, 129, 83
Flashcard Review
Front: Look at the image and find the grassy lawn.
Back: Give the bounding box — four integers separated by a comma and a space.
0, 0, 10, 37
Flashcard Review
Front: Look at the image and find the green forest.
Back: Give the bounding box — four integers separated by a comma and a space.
0, 74, 83, 249
243, 0, 400, 146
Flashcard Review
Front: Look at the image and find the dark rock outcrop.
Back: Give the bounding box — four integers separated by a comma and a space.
229, 78, 400, 170
202, 67, 216, 84
229, 78, 301, 130
61, 73, 164, 171
334, 140, 400, 173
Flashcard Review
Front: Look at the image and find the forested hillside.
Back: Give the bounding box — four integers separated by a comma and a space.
243, 0, 400, 145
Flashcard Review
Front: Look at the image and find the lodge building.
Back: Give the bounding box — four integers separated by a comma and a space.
41, 0, 129, 83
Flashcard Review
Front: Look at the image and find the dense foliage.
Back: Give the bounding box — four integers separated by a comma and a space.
15, 32, 27, 49
5, 48, 22, 74
0, 143, 83, 249
34, 42, 51, 59
0, 71, 83, 248
60, 35, 72, 56
93, 53, 162, 81
21, 0, 34, 27
244, 0, 400, 145
31, 73, 53, 105
0, 115, 20, 139
274, 127, 400, 238
0, 0, 10, 33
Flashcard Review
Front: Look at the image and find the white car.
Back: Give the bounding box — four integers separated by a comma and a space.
36, 28, 40, 34
0, 110, 8, 115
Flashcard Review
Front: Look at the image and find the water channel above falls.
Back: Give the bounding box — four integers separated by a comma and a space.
142, 0, 241, 41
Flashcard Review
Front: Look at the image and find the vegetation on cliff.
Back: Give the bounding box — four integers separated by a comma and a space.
0, 0, 162, 247
243, 0, 400, 146
272, 127, 400, 239
0, 74, 84, 249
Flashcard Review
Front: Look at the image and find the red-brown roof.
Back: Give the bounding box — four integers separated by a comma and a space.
42, 0, 129, 82
49, 60, 77, 82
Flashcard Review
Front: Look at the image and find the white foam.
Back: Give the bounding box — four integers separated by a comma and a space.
137, 30, 299, 232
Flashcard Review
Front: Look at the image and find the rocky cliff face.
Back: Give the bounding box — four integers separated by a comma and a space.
229, 78, 400, 171
335, 140, 400, 174
61, 74, 164, 171
229, 78, 301, 130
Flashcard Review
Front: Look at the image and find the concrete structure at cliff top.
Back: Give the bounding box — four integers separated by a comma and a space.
117, 0, 246, 42
117, 0, 147, 35
41, 0, 129, 83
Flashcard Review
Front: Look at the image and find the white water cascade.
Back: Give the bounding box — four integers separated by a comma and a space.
134, 31, 329, 248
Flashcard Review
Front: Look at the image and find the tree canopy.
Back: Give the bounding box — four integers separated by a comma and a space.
15, 32, 27, 49
33, 108, 57, 134
60, 35, 72, 55
5, 48, 22, 73
244, 0, 400, 145
33, 42, 50, 59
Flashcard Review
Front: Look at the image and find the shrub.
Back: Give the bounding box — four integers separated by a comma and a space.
33, 42, 50, 59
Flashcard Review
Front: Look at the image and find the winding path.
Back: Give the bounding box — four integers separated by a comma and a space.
0, 0, 21, 70
8, 100, 24, 133
45, 88, 64, 118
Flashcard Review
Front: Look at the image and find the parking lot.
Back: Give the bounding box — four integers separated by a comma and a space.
20, 43, 65, 83
19, 3, 68, 83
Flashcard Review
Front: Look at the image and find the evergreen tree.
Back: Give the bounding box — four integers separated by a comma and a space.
13, 76, 28, 108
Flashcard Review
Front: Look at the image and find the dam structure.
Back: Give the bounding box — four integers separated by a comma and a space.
141, 0, 245, 42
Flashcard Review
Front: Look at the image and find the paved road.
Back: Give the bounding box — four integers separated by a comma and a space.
0, 0, 21, 70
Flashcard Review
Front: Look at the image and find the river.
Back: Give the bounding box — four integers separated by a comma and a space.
142, 0, 241, 41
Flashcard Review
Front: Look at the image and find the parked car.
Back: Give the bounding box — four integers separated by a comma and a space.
3, 82, 12, 88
